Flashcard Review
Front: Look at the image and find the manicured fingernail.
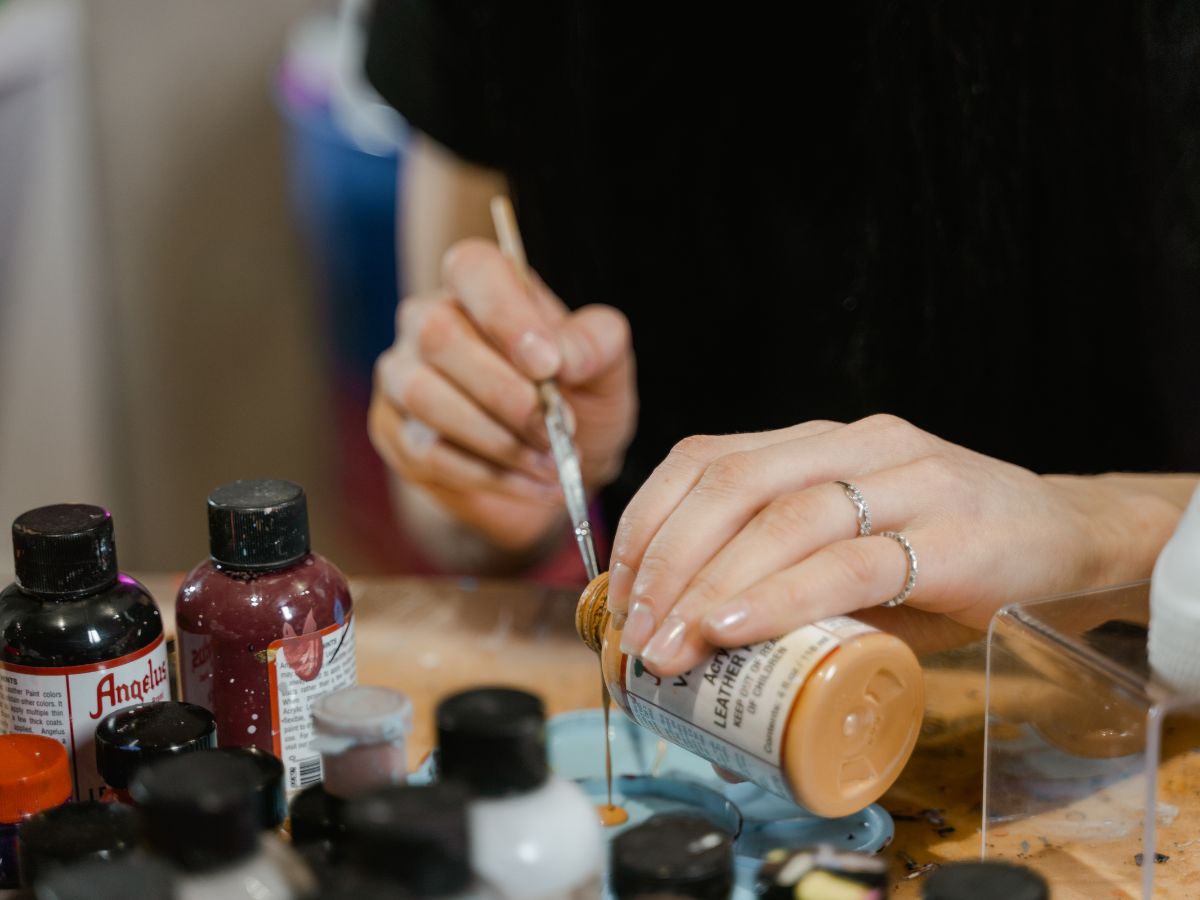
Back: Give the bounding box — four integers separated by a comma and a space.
641, 615, 688, 670
516, 331, 560, 379
561, 400, 577, 436
620, 601, 656, 655
401, 419, 438, 458
523, 449, 558, 477
505, 473, 561, 500
704, 599, 750, 638
608, 562, 635, 614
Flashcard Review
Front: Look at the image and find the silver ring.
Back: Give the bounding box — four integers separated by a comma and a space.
835, 480, 872, 537
879, 531, 917, 607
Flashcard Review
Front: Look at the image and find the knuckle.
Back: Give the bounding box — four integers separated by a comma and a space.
669, 434, 719, 467
758, 492, 820, 543
696, 451, 756, 498
395, 366, 431, 414
416, 304, 458, 357
440, 238, 492, 286
828, 540, 877, 590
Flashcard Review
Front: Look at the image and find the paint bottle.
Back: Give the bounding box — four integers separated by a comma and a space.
176, 479, 357, 796
31, 856, 177, 900
0, 505, 169, 801
130, 751, 316, 900
436, 688, 604, 900
17, 801, 138, 885
0, 734, 71, 889
290, 686, 412, 851
213, 747, 288, 834
609, 814, 733, 900
921, 861, 1049, 900
576, 572, 925, 818
756, 845, 887, 900
343, 783, 501, 899
95, 701, 217, 804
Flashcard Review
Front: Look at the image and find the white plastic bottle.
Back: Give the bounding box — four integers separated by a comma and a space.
1149, 485, 1200, 692
131, 751, 316, 900
436, 688, 604, 900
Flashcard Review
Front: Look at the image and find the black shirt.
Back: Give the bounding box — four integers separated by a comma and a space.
366, 1, 1200, 526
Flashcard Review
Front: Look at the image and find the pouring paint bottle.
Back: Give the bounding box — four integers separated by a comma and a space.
94, 701, 217, 804
0, 505, 169, 802
176, 479, 357, 796
0, 733, 71, 888
576, 572, 925, 818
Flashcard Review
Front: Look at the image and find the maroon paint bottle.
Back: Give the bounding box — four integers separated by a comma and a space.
176, 480, 356, 796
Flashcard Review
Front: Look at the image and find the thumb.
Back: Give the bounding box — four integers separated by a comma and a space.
554, 304, 632, 387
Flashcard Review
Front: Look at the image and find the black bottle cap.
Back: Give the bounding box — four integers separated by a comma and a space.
213, 746, 287, 831
343, 783, 473, 896
95, 701, 218, 790
33, 856, 177, 900
436, 688, 547, 797
290, 783, 348, 847
611, 814, 734, 900
923, 861, 1049, 900
206, 479, 310, 570
12, 504, 118, 596
129, 751, 263, 872
16, 801, 138, 884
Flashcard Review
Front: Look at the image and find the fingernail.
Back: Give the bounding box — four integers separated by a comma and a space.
704, 599, 750, 638
523, 449, 558, 477
401, 419, 438, 458
505, 473, 561, 500
620, 600, 656, 655
608, 562, 635, 615
562, 401, 577, 437
641, 615, 688, 670
516, 331, 560, 379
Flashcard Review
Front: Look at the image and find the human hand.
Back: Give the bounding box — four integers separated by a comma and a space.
368, 240, 637, 552
606, 414, 1166, 676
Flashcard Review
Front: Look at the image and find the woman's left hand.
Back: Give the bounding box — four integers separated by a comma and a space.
605, 414, 1184, 677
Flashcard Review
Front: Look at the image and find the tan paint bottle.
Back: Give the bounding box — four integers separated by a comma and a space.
577, 572, 925, 817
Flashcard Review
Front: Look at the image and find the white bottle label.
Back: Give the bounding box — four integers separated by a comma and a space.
623, 616, 875, 800
266, 615, 357, 794
0, 633, 170, 801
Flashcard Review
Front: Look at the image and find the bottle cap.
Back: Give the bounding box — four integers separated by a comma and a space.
343, 783, 472, 896
95, 701, 218, 789
17, 801, 139, 883
289, 784, 347, 846
206, 479, 310, 571
755, 845, 887, 900
33, 856, 176, 900
610, 814, 734, 900
212, 747, 287, 831
922, 861, 1049, 900
436, 687, 548, 797
130, 751, 263, 871
0, 734, 72, 824
12, 504, 118, 596
312, 686, 413, 751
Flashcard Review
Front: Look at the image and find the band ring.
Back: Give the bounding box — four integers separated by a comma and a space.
879, 531, 917, 607
835, 480, 872, 537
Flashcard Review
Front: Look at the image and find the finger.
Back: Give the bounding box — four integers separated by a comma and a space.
607, 421, 843, 618
617, 415, 933, 655
368, 389, 561, 502
413, 300, 549, 449
442, 239, 561, 380
698, 529, 943, 647
379, 350, 557, 481
554, 304, 632, 387
639, 460, 948, 674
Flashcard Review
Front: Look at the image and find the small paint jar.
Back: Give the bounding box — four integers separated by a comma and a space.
290, 686, 412, 851
16, 800, 138, 884
95, 701, 218, 804
176, 479, 357, 797
213, 746, 288, 834
610, 813, 734, 900
0, 733, 71, 888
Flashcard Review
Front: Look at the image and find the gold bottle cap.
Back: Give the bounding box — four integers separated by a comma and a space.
576, 571, 611, 654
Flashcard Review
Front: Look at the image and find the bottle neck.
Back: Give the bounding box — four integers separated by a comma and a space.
575, 572, 611, 654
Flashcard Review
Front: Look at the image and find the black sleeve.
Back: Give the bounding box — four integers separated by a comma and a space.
364, 0, 563, 169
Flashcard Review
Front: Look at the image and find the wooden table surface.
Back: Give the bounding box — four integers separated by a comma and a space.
140, 575, 1200, 897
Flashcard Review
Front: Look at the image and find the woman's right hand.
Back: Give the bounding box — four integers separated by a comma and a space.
368, 239, 638, 554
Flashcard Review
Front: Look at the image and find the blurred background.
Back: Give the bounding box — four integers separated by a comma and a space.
0, 0, 406, 573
